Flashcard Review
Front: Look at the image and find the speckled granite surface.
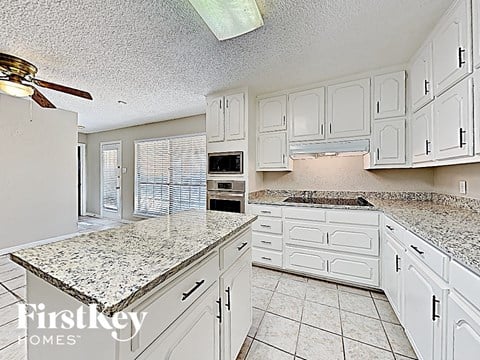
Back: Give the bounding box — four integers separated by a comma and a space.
10, 210, 256, 316
249, 190, 480, 275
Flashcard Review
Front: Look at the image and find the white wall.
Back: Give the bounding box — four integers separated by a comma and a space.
433, 163, 480, 199
0, 94, 78, 252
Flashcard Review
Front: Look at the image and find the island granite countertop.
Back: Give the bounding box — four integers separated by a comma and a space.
10, 210, 257, 316
249, 190, 480, 276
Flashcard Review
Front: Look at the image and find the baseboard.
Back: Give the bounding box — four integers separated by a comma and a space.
0, 232, 80, 256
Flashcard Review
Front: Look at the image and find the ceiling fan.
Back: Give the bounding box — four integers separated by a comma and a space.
0, 53, 93, 108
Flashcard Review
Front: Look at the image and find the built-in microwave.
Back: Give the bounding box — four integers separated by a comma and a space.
208, 151, 243, 175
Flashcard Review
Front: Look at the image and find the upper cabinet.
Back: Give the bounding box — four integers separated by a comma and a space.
434, 77, 474, 160
372, 119, 406, 165
206, 92, 245, 143
411, 43, 434, 112
289, 87, 325, 142
412, 104, 434, 164
374, 71, 406, 119
257, 132, 289, 170
206, 96, 225, 143
258, 95, 287, 133
327, 78, 371, 139
473, 0, 480, 68
432, 0, 472, 96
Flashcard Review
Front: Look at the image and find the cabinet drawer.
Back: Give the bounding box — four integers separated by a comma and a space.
284, 245, 328, 276
327, 225, 379, 256
220, 229, 251, 271
252, 248, 282, 268
284, 207, 326, 222
252, 217, 282, 234
250, 205, 282, 218
284, 221, 327, 248
131, 253, 219, 354
384, 216, 405, 243
328, 252, 380, 287
252, 232, 283, 251
450, 260, 480, 311
326, 210, 379, 226
404, 230, 449, 279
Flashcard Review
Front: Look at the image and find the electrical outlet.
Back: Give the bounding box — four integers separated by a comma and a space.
459, 180, 467, 194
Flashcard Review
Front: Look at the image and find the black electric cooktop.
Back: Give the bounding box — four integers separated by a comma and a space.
283, 196, 373, 207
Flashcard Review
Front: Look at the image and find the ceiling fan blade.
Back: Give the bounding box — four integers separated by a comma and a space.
32, 87, 56, 108
32, 78, 93, 100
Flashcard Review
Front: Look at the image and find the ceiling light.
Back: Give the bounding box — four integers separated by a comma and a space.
188, 0, 264, 41
0, 80, 34, 97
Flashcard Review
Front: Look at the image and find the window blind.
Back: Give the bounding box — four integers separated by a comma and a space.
102, 147, 119, 211
134, 134, 206, 216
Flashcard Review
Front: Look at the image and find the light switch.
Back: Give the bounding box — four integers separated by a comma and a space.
459, 180, 467, 194
122, 167, 127, 174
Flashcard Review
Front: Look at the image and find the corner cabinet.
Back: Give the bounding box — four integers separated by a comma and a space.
207, 96, 225, 143
258, 95, 287, 133
327, 78, 371, 139
410, 43, 434, 112
257, 132, 290, 171
412, 104, 434, 164
374, 71, 406, 119
372, 119, 406, 165
289, 87, 325, 142
432, 0, 472, 95
206, 93, 245, 143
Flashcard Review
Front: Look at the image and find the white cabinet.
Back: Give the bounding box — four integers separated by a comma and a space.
374, 71, 406, 119
284, 245, 329, 276
403, 254, 447, 360
372, 119, 406, 165
382, 232, 404, 320
206, 93, 245, 143
221, 251, 252, 360
257, 132, 289, 170
327, 78, 371, 139
328, 252, 379, 287
432, 0, 472, 95
206, 96, 225, 143
284, 221, 328, 249
410, 43, 434, 112
137, 284, 220, 360
446, 293, 480, 360
289, 87, 325, 142
434, 78, 474, 160
412, 104, 434, 164
224, 93, 245, 141
474, 0, 480, 68
258, 95, 287, 133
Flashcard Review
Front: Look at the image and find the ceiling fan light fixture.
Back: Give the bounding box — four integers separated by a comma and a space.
0, 79, 34, 97
188, 0, 264, 41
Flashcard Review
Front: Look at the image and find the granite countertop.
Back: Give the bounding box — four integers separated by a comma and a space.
10, 210, 257, 316
249, 190, 480, 276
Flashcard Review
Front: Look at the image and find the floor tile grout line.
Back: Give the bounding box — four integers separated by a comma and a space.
372, 296, 396, 355
293, 276, 308, 358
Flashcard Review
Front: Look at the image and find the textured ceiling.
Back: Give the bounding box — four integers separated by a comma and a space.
1, 0, 452, 133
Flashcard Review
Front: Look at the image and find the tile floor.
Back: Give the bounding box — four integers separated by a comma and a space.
237, 266, 417, 360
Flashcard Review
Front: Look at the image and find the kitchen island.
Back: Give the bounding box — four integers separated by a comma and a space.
11, 210, 256, 360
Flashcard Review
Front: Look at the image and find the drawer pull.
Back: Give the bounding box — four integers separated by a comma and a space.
237, 242, 248, 251
261, 256, 272, 261
260, 240, 272, 245
386, 225, 395, 231
225, 287, 231, 311
432, 295, 440, 321
410, 245, 425, 255
181, 280, 205, 301
395, 254, 400, 272
260, 210, 272, 214
260, 224, 271, 228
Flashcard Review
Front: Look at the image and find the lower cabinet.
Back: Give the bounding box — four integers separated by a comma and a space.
137, 283, 220, 360
403, 253, 448, 360
284, 245, 329, 276
220, 251, 252, 360
382, 232, 404, 320
446, 293, 480, 360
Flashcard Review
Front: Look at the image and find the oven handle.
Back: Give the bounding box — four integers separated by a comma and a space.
207, 192, 245, 198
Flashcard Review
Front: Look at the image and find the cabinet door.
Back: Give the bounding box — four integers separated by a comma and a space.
257, 132, 288, 170
434, 78, 474, 160
137, 284, 220, 360
206, 96, 225, 143
221, 251, 252, 360
446, 293, 480, 360
372, 119, 406, 165
412, 104, 434, 164
289, 87, 325, 142
327, 78, 371, 139
327, 226, 379, 256
404, 255, 444, 360
284, 245, 328, 276
225, 93, 245, 141
382, 233, 403, 319
474, 0, 480, 68
284, 221, 328, 249
432, 0, 472, 95
411, 43, 434, 112
328, 253, 379, 287
258, 95, 287, 133
374, 71, 406, 119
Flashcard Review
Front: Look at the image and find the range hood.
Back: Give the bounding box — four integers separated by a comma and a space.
289, 139, 370, 159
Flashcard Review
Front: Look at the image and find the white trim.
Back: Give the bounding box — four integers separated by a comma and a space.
78, 143, 87, 216
100, 140, 122, 220
1, 232, 80, 255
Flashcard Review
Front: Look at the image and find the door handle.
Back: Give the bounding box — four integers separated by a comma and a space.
216, 298, 222, 323
181, 280, 205, 301
395, 254, 400, 272
432, 295, 440, 321
459, 128, 467, 148
410, 245, 425, 255
225, 287, 231, 311
376, 101, 380, 114
237, 242, 248, 251
425, 140, 430, 155
458, 47, 466, 68
424, 80, 430, 95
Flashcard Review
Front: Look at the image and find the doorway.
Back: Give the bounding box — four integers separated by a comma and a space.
100, 141, 122, 219
77, 144, 86, 216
